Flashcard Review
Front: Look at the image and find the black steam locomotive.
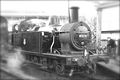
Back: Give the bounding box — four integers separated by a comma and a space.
11, 7, 108, 76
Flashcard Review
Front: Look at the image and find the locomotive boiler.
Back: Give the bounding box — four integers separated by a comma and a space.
11, 7, 109, 76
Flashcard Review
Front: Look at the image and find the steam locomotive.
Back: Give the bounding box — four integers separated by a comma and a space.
11, 7, 109, 76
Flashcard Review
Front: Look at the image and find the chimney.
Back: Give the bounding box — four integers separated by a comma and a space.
70, 7, 79, 23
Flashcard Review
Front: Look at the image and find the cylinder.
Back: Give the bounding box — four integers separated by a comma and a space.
70, 7, 79, 23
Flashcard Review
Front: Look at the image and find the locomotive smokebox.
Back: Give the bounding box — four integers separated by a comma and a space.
70, 7, 79, 23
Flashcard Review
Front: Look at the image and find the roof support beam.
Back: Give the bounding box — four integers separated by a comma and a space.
96, 9, 102, 54
97, 1, 120, 9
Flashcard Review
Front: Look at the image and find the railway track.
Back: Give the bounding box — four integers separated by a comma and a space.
21, 62, 119, 80
0, 62, 69, 80
0, 61, 119, 80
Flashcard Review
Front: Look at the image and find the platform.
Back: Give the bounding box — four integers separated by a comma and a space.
97, 57, 120, 74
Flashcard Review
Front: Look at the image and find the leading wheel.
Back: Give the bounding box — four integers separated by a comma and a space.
53, 61, 65, 75
55, 64, 65, 75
